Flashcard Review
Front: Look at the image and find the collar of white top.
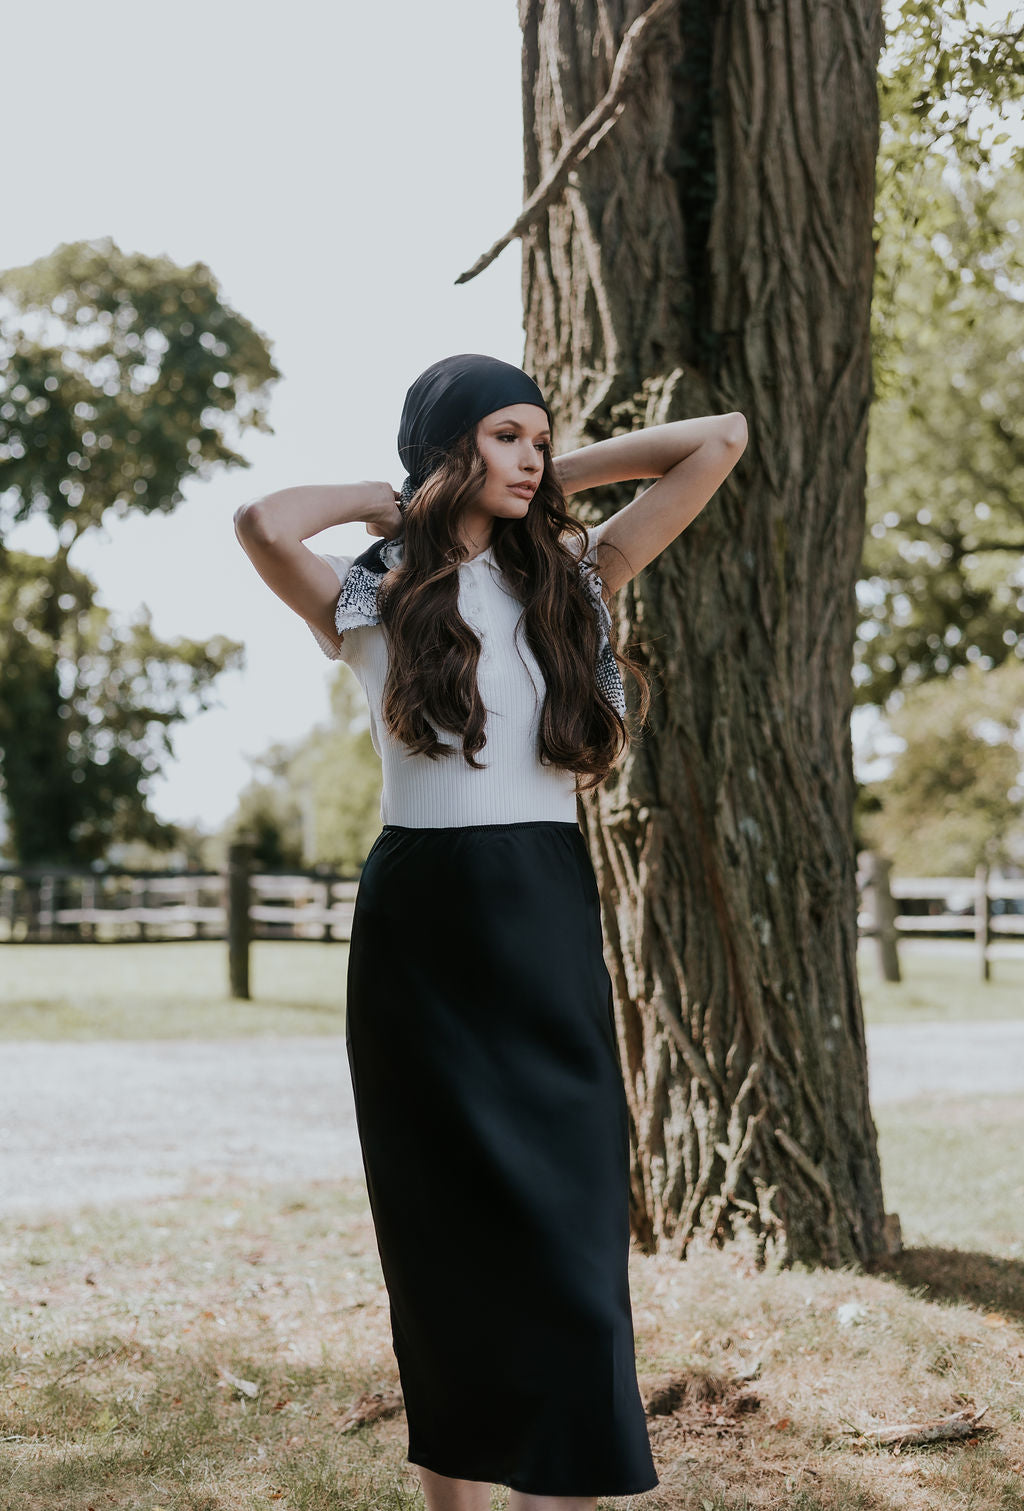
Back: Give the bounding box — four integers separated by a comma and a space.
462, 544, 495, 566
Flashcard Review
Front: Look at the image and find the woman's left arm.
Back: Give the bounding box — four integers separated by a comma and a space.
554, 413, 748, 593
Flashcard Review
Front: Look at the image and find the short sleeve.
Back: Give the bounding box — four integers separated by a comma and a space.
306, 551, 357, 662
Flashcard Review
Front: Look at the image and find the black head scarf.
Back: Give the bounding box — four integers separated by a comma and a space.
397, 353, 552, 502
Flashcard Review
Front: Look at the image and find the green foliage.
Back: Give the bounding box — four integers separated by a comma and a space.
102, 820, 218, 870
217, 669, 382, 873
218, 740, 307, 872
296, 671, 385, 869
0, 237, 277, 862
863, 156, 1024, 703
875, 0, 1024, 340
0, 236, 280, 546
861, 1, 1024, 705
0, 549, 243, 864
859, 659, 1024, 873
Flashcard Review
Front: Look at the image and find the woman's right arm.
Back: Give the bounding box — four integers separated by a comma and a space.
234, 482, 402, 651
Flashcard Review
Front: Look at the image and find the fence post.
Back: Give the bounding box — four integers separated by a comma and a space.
82, 876, 97, 942
861, 850, 901, 984
975, 861, 991, 983
132, 878, 147, 941
227, 840, 254, 1000
322, 873, 338, 942
1, 875, 17, 941
38, 875, 56, 943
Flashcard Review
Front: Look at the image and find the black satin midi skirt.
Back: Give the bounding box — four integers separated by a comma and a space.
344, 819, 658, 1497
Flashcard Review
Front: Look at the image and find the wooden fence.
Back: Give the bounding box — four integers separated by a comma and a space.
0, 849, 359, 947
857, 853, 1024, 983
3, 846, 1021, 993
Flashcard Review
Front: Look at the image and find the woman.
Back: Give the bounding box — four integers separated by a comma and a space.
234, 353, 747, 1511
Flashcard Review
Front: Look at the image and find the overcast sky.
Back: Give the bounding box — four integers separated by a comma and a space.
2, 1, 1018, 832
3, 0, 527, 831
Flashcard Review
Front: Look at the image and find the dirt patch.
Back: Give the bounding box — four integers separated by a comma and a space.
642, 1366, 762, 1449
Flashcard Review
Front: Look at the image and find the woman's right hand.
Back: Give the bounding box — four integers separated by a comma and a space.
365, 482, 404, 540
234, 478, 405, 658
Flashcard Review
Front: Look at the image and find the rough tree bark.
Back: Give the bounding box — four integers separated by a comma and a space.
517, 0, 889, 1266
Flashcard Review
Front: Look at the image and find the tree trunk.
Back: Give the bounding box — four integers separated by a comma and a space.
520, 0, 888, 1266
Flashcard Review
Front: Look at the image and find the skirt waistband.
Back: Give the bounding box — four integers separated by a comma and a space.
380, 820, 580, 835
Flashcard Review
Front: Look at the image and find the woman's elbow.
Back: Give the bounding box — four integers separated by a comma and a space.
722, 412, 748, 449
234, 498, 276, 547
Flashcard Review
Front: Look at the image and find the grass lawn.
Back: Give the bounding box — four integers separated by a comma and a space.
2, 1094, 1023, 1510
857, 938, 1024, 1023
1, 939, 1022, 1041
876, 1094, 1024, 1262
0, 943, 347, 1040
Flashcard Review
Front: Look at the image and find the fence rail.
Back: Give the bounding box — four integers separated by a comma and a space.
856, 854, 1023, 983
0, 865, 360, 945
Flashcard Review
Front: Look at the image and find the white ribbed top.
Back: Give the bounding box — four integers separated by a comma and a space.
307, 535, 600, 827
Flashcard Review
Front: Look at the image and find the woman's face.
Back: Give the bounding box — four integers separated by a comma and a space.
471, 403, 551, 521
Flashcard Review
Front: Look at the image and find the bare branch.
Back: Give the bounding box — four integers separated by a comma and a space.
847, 1406, 992, 1448
455, 0, 680, 286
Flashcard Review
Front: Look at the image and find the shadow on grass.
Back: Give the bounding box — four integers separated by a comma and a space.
876, 1244, 1024, 1322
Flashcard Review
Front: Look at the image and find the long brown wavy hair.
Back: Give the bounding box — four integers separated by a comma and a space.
378, 430, 650, 792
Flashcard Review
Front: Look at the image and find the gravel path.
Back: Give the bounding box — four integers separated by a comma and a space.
865, 1021, 1024, 1104
0, 1038, 362, 1217
1, 1023, 1022, 1218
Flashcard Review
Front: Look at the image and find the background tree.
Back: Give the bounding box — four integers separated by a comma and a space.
0, 236, 276, 862
860, 165, 1024, 705
0, 549, 243, 864
219, 748, 307, 874
214, 670, 381, 874
288, 673, 383, 872
859, 660, 1024, 874
861, 4, 1024, 705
